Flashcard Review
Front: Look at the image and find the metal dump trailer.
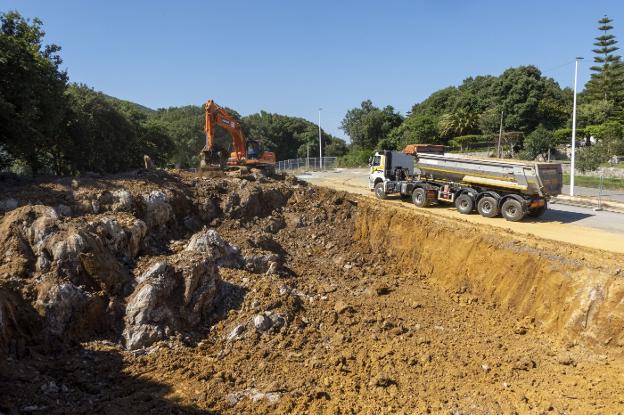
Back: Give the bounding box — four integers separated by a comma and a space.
368, 149, 563, 222
415, 154, 563, 197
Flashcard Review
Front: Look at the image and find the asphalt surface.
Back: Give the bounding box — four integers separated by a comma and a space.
561, 184, 624, 202
298, 168, 624, 237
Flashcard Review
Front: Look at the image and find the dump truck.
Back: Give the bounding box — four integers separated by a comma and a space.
368, 145, 563, 222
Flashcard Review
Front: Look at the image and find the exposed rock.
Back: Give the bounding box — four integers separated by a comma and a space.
143, 191, 172, 228
90, 216, 147, 259
185, 227, 242, 267
253, 314, 273, 332
111, 189, 133, 212
245, 254, 279, 273
123, 251, 220, 350
227, 324, 246, 341
35, 283, 89, 337
221, 184, 290, 220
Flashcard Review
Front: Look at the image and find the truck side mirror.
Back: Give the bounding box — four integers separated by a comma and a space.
368, 157, 372, 166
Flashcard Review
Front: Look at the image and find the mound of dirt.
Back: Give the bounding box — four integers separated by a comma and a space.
1, 169, 623, 414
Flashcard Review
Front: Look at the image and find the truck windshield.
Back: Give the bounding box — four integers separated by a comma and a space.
372, 156, 381, 166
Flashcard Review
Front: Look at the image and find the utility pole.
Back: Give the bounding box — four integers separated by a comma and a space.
570, 57, 583, 197
497, 110, 504, 158
318, 108, 323, 171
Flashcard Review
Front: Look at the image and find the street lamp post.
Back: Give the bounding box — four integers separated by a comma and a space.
318, 108, 323, 171
570, 57, 583, 197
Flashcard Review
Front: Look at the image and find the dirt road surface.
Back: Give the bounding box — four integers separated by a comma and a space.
299, 168, 624, 254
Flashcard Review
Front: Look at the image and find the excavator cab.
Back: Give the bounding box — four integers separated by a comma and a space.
246, 140, 262, 160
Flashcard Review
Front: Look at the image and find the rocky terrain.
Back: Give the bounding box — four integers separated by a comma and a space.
0, 169, 623, 414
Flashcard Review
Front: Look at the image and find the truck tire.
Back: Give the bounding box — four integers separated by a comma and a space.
477, 196, 499, 218
455, 193, 474, 214
501, 198, 525, 222
527, 201, 547, 218
374, 182, 387, 200
412, 188, 429, 207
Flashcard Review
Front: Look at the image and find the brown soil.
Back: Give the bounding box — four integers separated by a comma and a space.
1, 170, 623, 415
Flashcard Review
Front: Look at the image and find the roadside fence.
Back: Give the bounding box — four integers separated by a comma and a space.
276, 157, 337, 172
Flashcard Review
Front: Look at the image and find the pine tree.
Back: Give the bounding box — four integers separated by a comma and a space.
585, 16, 624, 110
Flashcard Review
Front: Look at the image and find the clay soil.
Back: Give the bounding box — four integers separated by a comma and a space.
1, 170, 623, 415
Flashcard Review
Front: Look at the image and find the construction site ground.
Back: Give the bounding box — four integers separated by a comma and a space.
1, 169, 623, 415
299, 168, 624, 254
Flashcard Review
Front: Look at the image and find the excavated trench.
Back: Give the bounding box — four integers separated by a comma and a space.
0, 170, 623, 414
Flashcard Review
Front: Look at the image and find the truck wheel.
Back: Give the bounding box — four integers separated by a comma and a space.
477, 196, 499, 218
527, 201, 547, 218
412, 188, 428, 207
501, 199, 526, 222
374, 182, 387, 200
455, 194, 474, 214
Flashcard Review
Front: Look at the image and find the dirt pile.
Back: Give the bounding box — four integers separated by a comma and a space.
1, 169, 623, 414
0, 169, 296, 355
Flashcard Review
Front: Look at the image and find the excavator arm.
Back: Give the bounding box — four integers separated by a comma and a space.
203, 100, 246, 163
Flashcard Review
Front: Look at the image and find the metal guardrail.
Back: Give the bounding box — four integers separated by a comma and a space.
276, 157, 337, 172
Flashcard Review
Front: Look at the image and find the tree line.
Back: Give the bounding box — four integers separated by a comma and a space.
0, 11, 346, 175
339, 16, 624, 172
3, 10, 624, 176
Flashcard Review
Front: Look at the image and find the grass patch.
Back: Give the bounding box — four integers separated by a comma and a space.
563, 174, 624, 190
599, 162, 624, 169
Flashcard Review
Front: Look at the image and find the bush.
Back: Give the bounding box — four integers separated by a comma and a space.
448, 135, 487, 151
576, 144, 610, 173
585, 121, 624, 156
337, 148, 374, 168
522, 126, 555, 160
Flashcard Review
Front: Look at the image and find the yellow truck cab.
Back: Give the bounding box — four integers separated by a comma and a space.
368, 150, 414, 197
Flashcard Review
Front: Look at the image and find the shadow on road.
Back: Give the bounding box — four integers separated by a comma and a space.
526, 208, 593, 224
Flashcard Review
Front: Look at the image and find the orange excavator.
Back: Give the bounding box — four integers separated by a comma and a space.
199, 99, 276, 176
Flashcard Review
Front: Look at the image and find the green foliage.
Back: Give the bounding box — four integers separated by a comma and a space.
438, 108, 480, 139
385, 114, 440, 149
495, 66, 567, 133
149, 106, 203, 168
448, 135, 487, 152
243, 111, 345, 161
584, 121, 624, 156
576, 100, 614, 128
410, 87, 461, 117
340, 100, 403, 149
337, 148, 374, 168
521, 125, 556, 160
64, 84, 175, 173
323, 140, 348, 157
553, 127, 586, 143
403, 66, 570, 149
478, 108, 502, 135
576, 144, 611, 173
0, 11, 68, 174
584, 16, 624, 111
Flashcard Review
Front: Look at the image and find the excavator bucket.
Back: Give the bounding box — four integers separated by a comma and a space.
198, 147, 226, 178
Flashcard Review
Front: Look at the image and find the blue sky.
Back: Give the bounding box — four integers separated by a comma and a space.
4, 0, 624, 140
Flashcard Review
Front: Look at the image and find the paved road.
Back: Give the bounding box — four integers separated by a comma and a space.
298, 168, 624, 254
561, 184, 624, 202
